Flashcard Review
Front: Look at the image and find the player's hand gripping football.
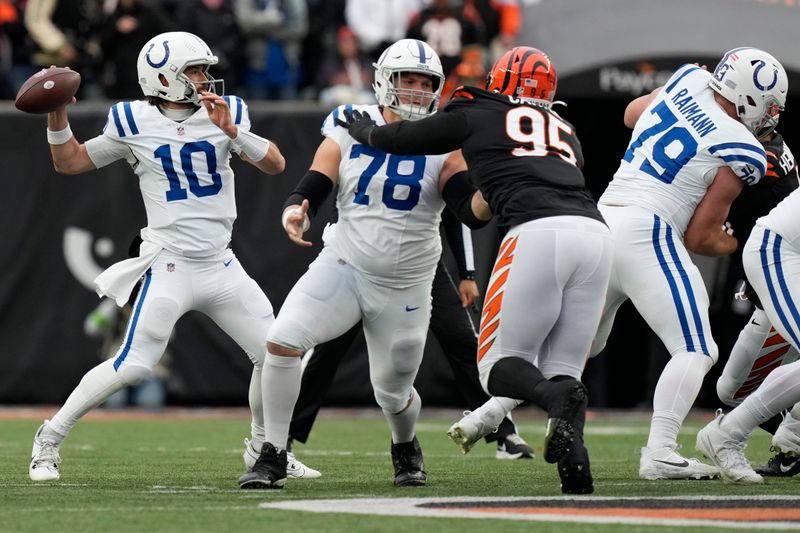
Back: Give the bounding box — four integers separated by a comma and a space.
282, 199, 313, 247
199, 91, 237, 138
336, 109, 377, 145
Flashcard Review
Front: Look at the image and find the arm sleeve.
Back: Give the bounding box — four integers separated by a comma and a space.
442, 208, 475, 279
369, 111, 469, 155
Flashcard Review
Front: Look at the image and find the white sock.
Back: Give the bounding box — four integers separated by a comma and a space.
717, 308, 771, 406
648, 353, 712, 449
262, 352, 301, 450
248, 363, 265, 449
478, 396, 523, 428
47, 358, 126, 443
384, 388, 421, 444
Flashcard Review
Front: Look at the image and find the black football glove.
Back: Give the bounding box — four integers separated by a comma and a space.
335, 109, 377, 145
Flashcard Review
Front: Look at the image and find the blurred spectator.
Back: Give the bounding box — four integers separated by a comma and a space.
297, 0, 345, 99
440, 45, 485, 106
0, 0, 36, 99
317, 26, 374, 107
234, 0, 308, 100
467, 0, 521, 61
175, 0, 243, 96
345, 0, 420, 62
406, 0, 479, 77
100, 0, 170, 99
24, 0, 103, 96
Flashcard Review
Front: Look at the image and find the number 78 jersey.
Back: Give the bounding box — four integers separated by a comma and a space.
601, 65, 767, 234
321, 104, 448, 287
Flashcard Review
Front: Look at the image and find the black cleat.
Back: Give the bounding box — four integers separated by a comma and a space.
755, 449, 800, 477
238, 442, 287, 489
543, 380, 587, 464
558, 441, 594, 494
496, 433, 535, 460
391, 436, 427, 487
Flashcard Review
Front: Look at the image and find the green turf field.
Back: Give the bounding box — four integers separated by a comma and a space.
0, 409, 793, 532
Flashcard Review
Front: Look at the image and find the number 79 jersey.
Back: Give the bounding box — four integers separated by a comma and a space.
601, 65, 767, 234
321, 104, 448, 288
84, 97, 250, 257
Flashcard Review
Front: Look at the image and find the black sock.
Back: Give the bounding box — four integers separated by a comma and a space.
487, 357, 554, 410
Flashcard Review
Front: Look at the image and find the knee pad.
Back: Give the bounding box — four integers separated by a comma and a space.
140, 297, 179, 342
716, 376, 742, 407
116, 363, 154, 386
389, 333, 426, 375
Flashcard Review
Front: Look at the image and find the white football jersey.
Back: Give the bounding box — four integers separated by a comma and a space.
321, 104, 448, 287
85, 96, 250, 257
601, 65, 767, 234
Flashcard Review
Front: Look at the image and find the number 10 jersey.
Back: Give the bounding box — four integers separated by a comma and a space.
85, 97, 250, 257
601, 65, 767, 234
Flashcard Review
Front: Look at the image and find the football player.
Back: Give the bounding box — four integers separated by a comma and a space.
715, 131, 800, 476
28, 32, 307, 482
238, 39, 491, 489
696, 143, 800, 484
590, 47, 787, 481
338, 46, 614, 495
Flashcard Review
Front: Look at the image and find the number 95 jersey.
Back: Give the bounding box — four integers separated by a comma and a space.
601, 65, 767, 234
84, 97, 250, 257
322, 104, 448, 288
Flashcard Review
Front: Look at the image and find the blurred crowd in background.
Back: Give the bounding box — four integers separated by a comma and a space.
0, 0, 521, 105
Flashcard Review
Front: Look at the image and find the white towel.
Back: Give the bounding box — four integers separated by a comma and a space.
94, 240, 162, 307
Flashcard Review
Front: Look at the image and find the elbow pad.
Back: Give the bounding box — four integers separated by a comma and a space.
283, 170, 334, 217
442, 171, 488, 230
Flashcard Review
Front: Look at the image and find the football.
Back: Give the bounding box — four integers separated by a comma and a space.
15, 67, 81, 114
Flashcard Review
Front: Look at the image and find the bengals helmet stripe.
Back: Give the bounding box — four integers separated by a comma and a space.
488, 46, 557, 105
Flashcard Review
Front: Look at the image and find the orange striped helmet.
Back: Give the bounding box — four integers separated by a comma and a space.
486, 47, 557, 106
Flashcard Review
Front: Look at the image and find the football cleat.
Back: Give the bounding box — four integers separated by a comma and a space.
238, 442, 287, 489
640, 444, 719, 480
446, 409, 500, 455
391, 436, 426, 487
496, 434, 534, 460
755, 448, 800, 477
30, 421, 61, 482
696, 413, 762, 484
543, 380, 587, 464
243, 438, 320, 479
558, 441, 594, 494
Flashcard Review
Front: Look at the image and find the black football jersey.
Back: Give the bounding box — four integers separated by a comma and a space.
367, 87, 604, 229
444, 87, 603, 228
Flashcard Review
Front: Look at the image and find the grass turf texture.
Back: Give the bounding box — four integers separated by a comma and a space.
0, 409, 790, 533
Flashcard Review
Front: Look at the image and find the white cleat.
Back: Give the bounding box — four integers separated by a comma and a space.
243, 438, 321, 479
30, 421, 61, 482
447, 410, 500, 454
639, 444, 719, 480
286, 451, 321, 479
696, 413, 763, 485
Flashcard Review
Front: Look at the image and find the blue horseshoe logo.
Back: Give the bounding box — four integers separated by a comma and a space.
753, 60, 778, 91
146, 41, 170, 68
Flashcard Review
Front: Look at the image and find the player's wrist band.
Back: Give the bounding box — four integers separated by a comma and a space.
47, 124, 73, 145
231, 128, 270, 161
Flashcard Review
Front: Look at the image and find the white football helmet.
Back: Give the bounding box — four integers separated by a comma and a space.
137, 32, 223, 104
708, 47, 788, 137
373, 39, 444, 121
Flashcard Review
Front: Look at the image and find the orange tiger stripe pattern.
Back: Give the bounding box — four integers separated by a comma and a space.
486, 46, 557, 103
477, 236, 519, 362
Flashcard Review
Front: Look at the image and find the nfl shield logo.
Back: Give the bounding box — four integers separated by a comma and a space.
167, 263, 175, 272
177, 126, 185, 137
